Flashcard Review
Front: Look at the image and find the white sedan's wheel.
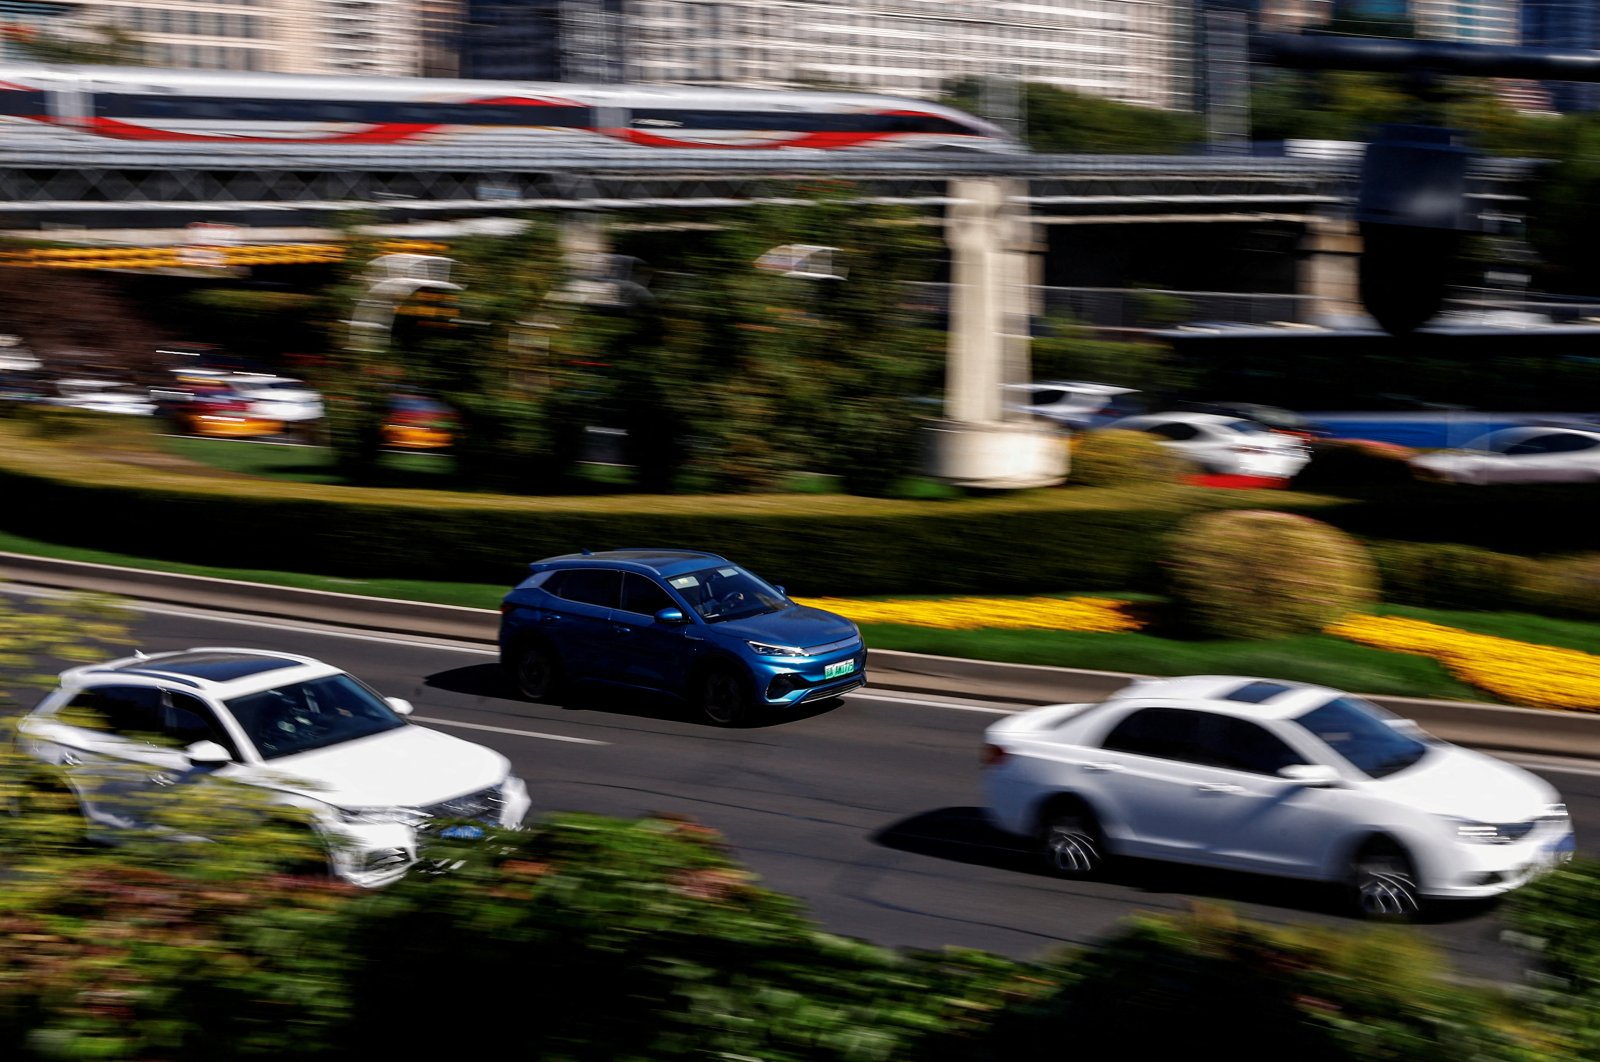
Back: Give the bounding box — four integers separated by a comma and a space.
1351, 843, 1422, 920
1040, 806, 1105, 878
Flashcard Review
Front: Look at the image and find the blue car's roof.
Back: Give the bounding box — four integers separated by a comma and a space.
537, 549, 729, 578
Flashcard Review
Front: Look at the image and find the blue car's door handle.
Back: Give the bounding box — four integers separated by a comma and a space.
540, 614, 562, 624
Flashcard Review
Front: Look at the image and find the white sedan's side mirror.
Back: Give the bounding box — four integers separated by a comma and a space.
386, 697, 415, 717
1279, 763, 1342, 788
185, 740, 232, 767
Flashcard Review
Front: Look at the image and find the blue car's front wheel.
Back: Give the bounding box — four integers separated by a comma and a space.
697, 665, 752, 727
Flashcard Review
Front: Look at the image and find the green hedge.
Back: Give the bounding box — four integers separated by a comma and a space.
0, 419, 1342, 596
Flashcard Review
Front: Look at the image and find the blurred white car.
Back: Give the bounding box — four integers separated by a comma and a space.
226, 374, 325, 425
49, 377, 156, 416
981, 675, 1574, 916
1409, 426, 1600, 484
18, 648, 531, 887
1003, 381, 1143, 431
1104, 411, 1311, 478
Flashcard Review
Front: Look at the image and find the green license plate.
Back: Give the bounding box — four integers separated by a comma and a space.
824, 660, 856, 680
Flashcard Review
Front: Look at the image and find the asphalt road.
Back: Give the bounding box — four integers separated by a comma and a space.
11, 592, 1600, 984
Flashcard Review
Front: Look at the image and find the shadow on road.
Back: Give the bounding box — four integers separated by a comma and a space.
422, 663, 844, 729
874, 806, 1500, 926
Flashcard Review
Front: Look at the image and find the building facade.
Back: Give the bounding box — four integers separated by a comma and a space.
65, 0, 423, 75
453, 0, 1192, 110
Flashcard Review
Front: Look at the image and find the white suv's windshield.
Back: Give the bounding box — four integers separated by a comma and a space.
667, 565, 789, 623
226, 674, 406, 761
1295, 696, 1428, 779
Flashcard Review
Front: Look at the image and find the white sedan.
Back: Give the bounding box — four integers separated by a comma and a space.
1103, 412, 1311, 478
981, 675, 1573, 917
226, 374, 326, 425
17, 647, 531, 887
1409, 426, 1600, 484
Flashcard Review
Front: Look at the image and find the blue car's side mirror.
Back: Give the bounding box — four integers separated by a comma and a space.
655, 607, 689, 625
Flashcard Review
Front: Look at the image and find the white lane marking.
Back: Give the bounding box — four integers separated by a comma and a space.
1501, 755, 1600, 780
413, 715, 608, 746
846, 690, 1016, 715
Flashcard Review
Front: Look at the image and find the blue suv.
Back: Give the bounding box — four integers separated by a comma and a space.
498, 549, 867, 725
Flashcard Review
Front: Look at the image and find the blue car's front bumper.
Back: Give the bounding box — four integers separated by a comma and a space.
753, 640, 867, 707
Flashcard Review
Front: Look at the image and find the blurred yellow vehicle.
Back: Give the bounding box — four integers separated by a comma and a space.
382, 394, 456, 450
173, 388, 283, 438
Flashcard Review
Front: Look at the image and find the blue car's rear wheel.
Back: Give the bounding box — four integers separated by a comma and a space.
698, 665, 752, 727
513, 644, 563, 703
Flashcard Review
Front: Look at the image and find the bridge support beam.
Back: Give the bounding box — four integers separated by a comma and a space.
1298, 215, 1363, 321
927, 178, 1065, 489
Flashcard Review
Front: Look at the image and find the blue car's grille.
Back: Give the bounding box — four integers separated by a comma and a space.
805, 636, 862, 656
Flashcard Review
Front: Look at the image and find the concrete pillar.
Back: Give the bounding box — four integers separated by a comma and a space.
1298, 215, 1364, 321
927, 178, 1065, 489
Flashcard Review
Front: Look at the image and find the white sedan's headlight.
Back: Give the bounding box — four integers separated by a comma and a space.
332, 805, 427, 828
1448, 817, 1539, 845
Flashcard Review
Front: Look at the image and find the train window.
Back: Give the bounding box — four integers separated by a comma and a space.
0, 91, 47, 118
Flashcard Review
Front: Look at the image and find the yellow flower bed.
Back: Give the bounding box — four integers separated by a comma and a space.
1327, 614, 1600, 712
794, 596, 1143, 634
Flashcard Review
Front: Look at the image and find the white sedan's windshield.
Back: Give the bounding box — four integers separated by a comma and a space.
226, 674, 406, 761
1296, 696, 1427, 779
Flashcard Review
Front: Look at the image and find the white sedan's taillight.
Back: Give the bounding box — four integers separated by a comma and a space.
981, 744, 1008, 768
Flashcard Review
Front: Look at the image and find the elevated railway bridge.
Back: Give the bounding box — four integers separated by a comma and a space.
0, 144, 1540, 487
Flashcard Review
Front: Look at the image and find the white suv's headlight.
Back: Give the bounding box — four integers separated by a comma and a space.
748, 641, 807, 657
332, 805, 426, 828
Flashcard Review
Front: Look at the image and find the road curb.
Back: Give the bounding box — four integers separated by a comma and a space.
5, 550, 1599, 760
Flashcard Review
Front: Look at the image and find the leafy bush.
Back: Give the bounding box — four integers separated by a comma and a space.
1070, 429, 1192, 487
1164, 510, 1379, 639
931, 908, 1545, 1062
1291, 440, 1419, 497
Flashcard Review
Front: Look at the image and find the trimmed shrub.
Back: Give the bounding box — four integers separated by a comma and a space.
1164, 510, 1378, 639
1069, 429, 1192, 487
1513, 553, 1600, 621
1371, 542, 1532, 612
0, 420, 1344, 596
1290, 439, 1419, 496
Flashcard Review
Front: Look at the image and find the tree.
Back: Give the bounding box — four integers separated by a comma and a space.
943, 78, 1202, 155
6, 21, 143, 65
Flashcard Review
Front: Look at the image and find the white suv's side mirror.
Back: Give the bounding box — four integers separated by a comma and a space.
1279, 763, 1342, 787
185, 740, 232, 767
386, 697, 415, 717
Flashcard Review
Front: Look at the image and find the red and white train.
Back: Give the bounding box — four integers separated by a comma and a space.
0, 65, 1020, 153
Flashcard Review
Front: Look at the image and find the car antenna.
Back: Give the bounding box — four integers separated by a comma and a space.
133, 649, 147, 660
581, 547, 593, 557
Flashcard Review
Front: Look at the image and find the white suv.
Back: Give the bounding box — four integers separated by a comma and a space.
17, 648, 531, 887
981, 675, 1573, 916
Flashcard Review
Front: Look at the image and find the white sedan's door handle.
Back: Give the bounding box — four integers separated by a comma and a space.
60, 752, 81, 767
149, 773, 177, 787
1082, 762, 1126, 773
1197, 783, 1245, 794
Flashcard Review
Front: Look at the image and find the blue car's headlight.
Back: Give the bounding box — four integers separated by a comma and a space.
748, 641, 807, 658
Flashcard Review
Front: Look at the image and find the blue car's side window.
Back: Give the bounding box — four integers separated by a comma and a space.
552, 569, 620, 609
619, 573, 676, 618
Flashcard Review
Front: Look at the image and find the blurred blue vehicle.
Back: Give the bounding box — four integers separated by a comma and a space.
498, 549, 865, 726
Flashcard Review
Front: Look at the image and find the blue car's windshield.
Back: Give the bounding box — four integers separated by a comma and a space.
667, 565, 789, 623
226, 674, 406, 761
